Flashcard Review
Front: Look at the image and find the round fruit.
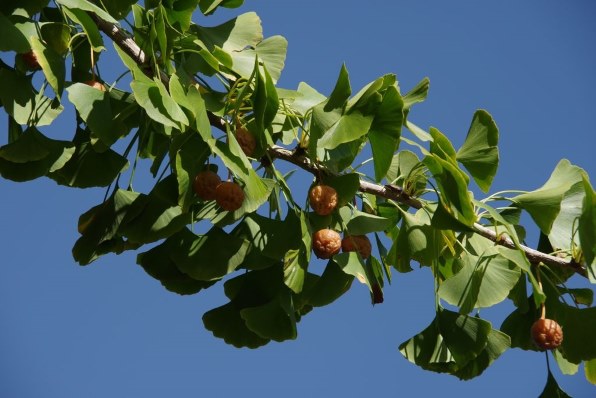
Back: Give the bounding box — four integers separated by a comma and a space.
22, 50, 40, 70
309, 184, 338, 216
531, 318, 563, 350
193, 170, 221, 201
84, 80, 106, 91
215, 181, 245, 211
235, 125, 256, 157
341, 235, 372, 259
312, 229, 341, 259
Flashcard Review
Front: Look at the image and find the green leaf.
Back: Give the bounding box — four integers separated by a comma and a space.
130, 78, 189, 129
169, 227, 249, 281
62, 6, 104, 51
0, 0, 49, 15
579, 176, 596, 282
66, 83, 117, 145
252, 61, 279, 132
326, 63, 351, 110
303, 262, 354, 307
171, 132, 210, 212
55, 0, 118, 24
324, 172, 360, 207
439, 244, 521, 314
40, 22, 71, 55
202, 302, 270, 349
48, 127, 127, 188
0, 127, 74, 182
192, 11, 262, 53
403, 77, 430, 110
553, 349, 579, 376
388, 209, 435, 272
96, 0, 137, 20
438, 308, 492, 366
539, 370, 572, 398
347, 74, 395, 112
136, 240, 216, 295
368, 85, 404, 182
199, 0, 244, 16
585, 358, 596, 385
161, 0, 196, 32
240, 290, 297, 342
429, 127, 458, 164
399, 308, 509, 379
512, 159, 585, 234
333, 252, 371, 291
321, 138, 366, 173
203, 265, 292, 348
386, 150, 426, 197
0, 68, 63, 126
72, 189, 140, 265
456, 110, 499, 192
452, 328, 510, 381
425, 155, 476, 228
234, 212, 301, 260
290, 82, 326, 114
0, 13, 29, 52
230, 35, 287, 84
30, 36, 65, 97
345, 209, 392, 235
317, 111, 373, 150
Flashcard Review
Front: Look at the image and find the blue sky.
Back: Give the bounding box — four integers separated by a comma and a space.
1, 1, 595, 397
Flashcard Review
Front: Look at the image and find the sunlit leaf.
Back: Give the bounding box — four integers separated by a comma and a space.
55, 0, 118, 24
231, 35, 287, 84
403, 77, 430, 110
579, 175, 596, 282
368, 85, 404, 182
0, 69, 63, 127
439, 244, 521, 314
512, 159, 585, 234
30, 36, 65, 97
456, 110, 499, 192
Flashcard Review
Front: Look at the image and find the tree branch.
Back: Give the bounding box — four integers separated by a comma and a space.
92, 16, 587, 278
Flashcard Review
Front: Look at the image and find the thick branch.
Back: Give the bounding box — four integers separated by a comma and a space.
93, 17, 587, 278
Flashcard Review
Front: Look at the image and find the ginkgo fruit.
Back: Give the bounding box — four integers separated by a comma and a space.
215, 181, 245, 211
309, 184, 338, 216
531, 318, 563, 350
341, 235, 372, 259
84, 80, 107, 91
193, 170, 222, 201
235, 125, 256, 157
22, 50, 40, 70
312, 229, 341, 259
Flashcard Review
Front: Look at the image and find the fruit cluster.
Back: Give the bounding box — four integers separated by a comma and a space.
193, 170, 245, 212
311, 230, 372, 259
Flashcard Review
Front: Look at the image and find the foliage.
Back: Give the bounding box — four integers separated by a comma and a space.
0, 0, 594, 392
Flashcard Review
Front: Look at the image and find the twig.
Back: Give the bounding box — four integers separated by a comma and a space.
91, 15, 587, 278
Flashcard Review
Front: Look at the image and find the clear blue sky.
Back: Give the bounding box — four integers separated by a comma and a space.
1, 1, 595, 397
